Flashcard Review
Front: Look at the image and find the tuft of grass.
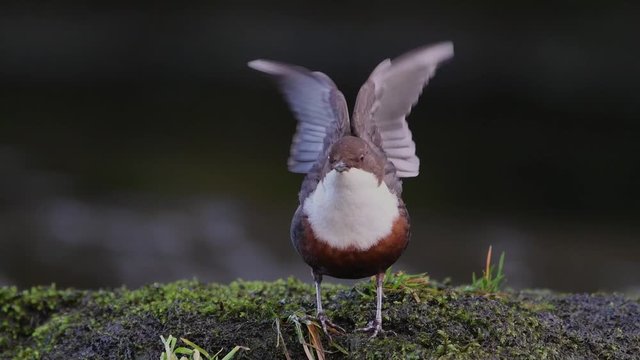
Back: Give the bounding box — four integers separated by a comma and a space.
468, 245, 506, 293
383, 269, 430, 291
382, 269, 431, 303
355, 269, 434, 303
287, 312, 326, 360
159, 335, 248, 360
274, 312, 348, 360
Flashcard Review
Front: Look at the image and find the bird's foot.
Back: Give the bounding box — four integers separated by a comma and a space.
356, 319, 395, 338
316, 311, 345, 340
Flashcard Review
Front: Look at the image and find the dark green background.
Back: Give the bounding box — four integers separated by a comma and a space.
1, 2, 639, 292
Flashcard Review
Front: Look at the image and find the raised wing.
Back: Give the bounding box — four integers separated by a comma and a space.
248, 60, 349, 173
352, 42, 454, 177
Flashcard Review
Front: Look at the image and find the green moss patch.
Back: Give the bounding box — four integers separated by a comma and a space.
1, 275, 638, 359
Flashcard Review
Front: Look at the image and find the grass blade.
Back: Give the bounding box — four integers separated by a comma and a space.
181, 338, 211, 359
274, 317, 293, 360
306, 323, 325, 360
220, 346, 250, 360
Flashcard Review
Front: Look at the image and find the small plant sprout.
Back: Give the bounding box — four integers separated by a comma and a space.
159, 335, 248, 360
470, 245, 506, 293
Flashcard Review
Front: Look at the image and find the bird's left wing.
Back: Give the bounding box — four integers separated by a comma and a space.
352, 42, 454, 178
248, 60, 350, 173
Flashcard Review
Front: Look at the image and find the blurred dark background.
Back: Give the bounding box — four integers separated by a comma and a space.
1, 2, 639, 292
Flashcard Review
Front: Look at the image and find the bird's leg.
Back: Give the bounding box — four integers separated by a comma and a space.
313, 270, 345, 338
357, 272, 386, 338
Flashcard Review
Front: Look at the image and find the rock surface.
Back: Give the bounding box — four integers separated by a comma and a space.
1, 275, 639, 359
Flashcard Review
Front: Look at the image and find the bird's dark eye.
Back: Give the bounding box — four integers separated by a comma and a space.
359, 154, 365, 161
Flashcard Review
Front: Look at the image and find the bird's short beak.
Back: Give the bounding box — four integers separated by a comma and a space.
333, 161, 349, 173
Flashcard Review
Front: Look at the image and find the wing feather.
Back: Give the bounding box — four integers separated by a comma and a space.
352, 42, 454, 178
248, 59, 349, 173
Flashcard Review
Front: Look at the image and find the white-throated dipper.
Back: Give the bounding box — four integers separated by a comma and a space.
248, 42, 453, 338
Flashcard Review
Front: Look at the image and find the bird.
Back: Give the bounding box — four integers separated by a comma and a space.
248, 42, 454, 338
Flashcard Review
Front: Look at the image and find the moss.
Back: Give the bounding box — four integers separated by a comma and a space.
0, 274, 638, 359
0, 285, 83, 353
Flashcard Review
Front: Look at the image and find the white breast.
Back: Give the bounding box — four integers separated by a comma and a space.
302, 168, 400, 251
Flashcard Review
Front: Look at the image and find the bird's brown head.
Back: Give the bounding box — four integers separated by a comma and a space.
327, 136, 385, 180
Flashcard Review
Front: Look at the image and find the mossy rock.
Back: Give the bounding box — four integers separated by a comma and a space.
1, 274, 638, 359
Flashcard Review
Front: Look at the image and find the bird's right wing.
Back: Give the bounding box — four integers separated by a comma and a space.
248, 60, 350, 173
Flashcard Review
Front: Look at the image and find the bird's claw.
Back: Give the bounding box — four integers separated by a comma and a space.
356, 319, 395, 338
316, 311, 345, 340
